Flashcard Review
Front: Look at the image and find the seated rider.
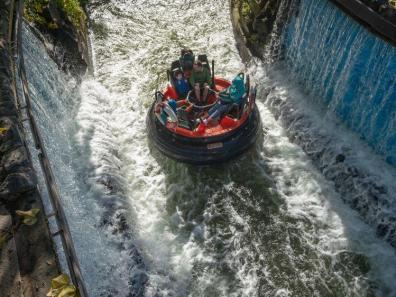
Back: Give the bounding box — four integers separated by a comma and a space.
155, 98, 193, 126
179, 48, 194, 78
155, 99, 178, 125
174, 70, 190, 98
189, 60, 212, 104
200, 74, 246, 127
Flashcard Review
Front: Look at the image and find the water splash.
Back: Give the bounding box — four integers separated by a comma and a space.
282, 0, 396, 166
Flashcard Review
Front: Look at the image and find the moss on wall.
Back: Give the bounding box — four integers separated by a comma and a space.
240, 0, 270, 28
24, 0, 90, 74
57, 0, 87, 26
25, 0, 86, 29
237, 0, 281, 49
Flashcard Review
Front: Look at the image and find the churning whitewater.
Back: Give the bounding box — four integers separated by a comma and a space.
21, 0, 396, 296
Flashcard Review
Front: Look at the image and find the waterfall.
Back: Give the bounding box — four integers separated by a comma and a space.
21, 24, 147, 296
257, 0, 396, 254
282, 0, 396, 165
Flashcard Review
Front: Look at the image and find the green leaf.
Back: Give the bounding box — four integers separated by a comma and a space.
15, 208, 40, 226
0, 232, 12, 250
47, 274, 78, 297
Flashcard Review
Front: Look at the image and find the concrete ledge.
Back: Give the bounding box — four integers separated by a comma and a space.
332, 0, 396, 45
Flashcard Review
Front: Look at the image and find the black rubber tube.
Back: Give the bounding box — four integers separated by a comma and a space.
146, 103, 261, 165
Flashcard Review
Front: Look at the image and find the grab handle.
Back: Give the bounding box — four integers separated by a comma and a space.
155, 91, 164, 103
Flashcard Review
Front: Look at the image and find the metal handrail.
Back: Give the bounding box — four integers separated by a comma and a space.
11, 1, 88, 296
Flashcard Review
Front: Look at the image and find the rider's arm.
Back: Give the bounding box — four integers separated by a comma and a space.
177, 99, 187, 107
189, 72, 196, 86
154, 102, 164, 113
205, 69, 212, 85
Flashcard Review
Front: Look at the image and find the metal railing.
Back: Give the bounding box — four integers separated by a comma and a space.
10, 1, 88, 296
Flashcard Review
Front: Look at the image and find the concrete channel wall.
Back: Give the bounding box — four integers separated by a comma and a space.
0, 1, 60, 296
332, 0, 396, 45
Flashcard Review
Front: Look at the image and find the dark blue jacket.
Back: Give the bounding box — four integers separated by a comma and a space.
175, 79, 189, 97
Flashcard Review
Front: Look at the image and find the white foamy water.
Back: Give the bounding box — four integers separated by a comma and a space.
20, 0, 396, 296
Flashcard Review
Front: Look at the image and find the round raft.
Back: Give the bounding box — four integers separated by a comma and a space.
147, 60, 261, 165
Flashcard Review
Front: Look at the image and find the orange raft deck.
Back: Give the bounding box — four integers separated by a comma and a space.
161, 77, 252, 138
147, 73, 261, 164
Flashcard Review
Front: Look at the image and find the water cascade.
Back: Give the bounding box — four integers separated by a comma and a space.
282, 0, 396, 165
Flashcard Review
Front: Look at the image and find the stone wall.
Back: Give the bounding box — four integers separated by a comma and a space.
230, 0, 285, 59
0, 1, 59, 296
25, 0, 91, 75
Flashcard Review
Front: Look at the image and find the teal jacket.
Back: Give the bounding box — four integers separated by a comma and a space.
219, 75, 246, 104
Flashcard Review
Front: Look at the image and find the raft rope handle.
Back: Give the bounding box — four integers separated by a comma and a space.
155, 91, 164, 103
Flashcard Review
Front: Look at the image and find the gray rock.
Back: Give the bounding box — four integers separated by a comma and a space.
1, 146, 30, 174
0, 100, 18, 117
0, 117, 23, 154
0, 170, 37, 202
0, 78, 14, 102
335, 154, 346, 163
253, 17, 270, 36
48, 0, 62, 25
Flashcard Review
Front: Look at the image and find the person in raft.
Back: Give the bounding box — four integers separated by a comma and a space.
174, 69, 190, 98
198, 73, 246, 132
155, 99, 178, 124
179, 48, 194, 77
155, 98, 193, 127
189, 60, 212, 104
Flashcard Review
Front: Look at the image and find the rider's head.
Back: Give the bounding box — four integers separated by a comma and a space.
175, 70, 183, 80
193, 60, 203, 71
181, 48, 193, 58
181, 48, 188, 56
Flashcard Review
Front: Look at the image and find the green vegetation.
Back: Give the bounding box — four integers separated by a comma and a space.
16, 208, 40, 225
241, 0, 266, 20
241, 1, 252, 20
47, 274, 78, 297
25, 0, 86, 29
24, 0, 51, 27
57, 0, 86, 27
240, 0, 268, 31
239, 0, 268, 44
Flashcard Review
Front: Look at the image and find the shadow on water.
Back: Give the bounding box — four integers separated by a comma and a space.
68, 117, 152, 297
147, 124, 380, 296
148, 131, 379, 296
147, 134, 285, 294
